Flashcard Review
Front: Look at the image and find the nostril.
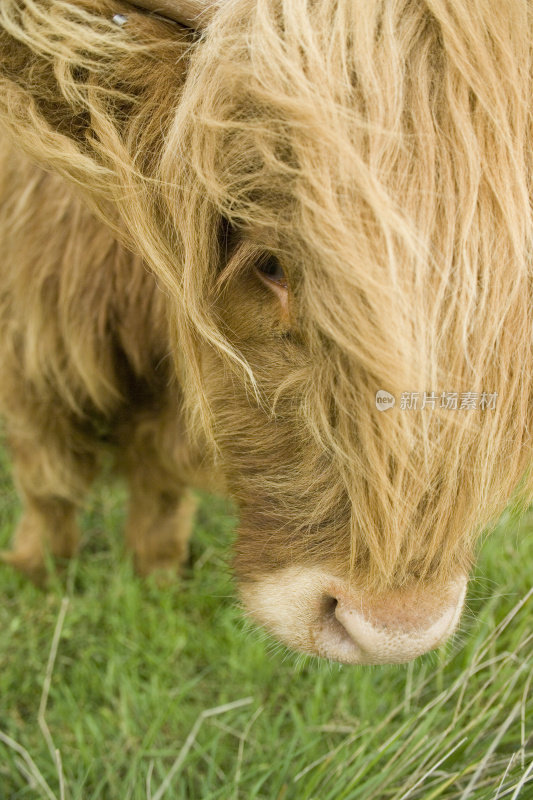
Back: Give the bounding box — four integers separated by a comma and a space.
321, 595, 338, 618
318, 595, 363, 660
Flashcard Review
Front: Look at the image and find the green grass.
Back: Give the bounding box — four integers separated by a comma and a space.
0, 442, 532, 800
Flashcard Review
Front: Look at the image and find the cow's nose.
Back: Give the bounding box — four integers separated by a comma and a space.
316, 578, 466, 664
241, 567, 467, 665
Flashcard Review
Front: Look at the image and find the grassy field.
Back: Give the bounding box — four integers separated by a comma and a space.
0, 442, 532, 800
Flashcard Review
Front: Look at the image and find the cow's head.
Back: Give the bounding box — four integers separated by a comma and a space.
131, 0, 531, 665
4, 0, 531, 664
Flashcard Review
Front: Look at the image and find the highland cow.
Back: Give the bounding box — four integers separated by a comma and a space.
0, 0, 532, 664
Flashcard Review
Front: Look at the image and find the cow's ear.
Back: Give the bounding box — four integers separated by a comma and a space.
0, 0, 193, 205
129, 0, 213, 29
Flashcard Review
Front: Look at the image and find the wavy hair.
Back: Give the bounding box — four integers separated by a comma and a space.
0, 0, 532, 589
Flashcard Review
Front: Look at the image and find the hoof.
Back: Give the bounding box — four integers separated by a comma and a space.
0, 548, 47, 586
133, 551, 185, 581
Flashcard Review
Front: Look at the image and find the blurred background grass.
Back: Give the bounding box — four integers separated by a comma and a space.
0, 440, 532, 799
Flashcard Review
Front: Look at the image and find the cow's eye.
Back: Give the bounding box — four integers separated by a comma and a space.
256, 256, 287, 287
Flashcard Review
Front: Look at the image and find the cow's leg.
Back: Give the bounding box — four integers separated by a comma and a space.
1, 434, 97, 584
125, 480, 197, 577
120, 419, 197, 576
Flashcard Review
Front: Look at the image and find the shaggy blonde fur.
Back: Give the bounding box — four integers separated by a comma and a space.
0, 0, 532, 594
